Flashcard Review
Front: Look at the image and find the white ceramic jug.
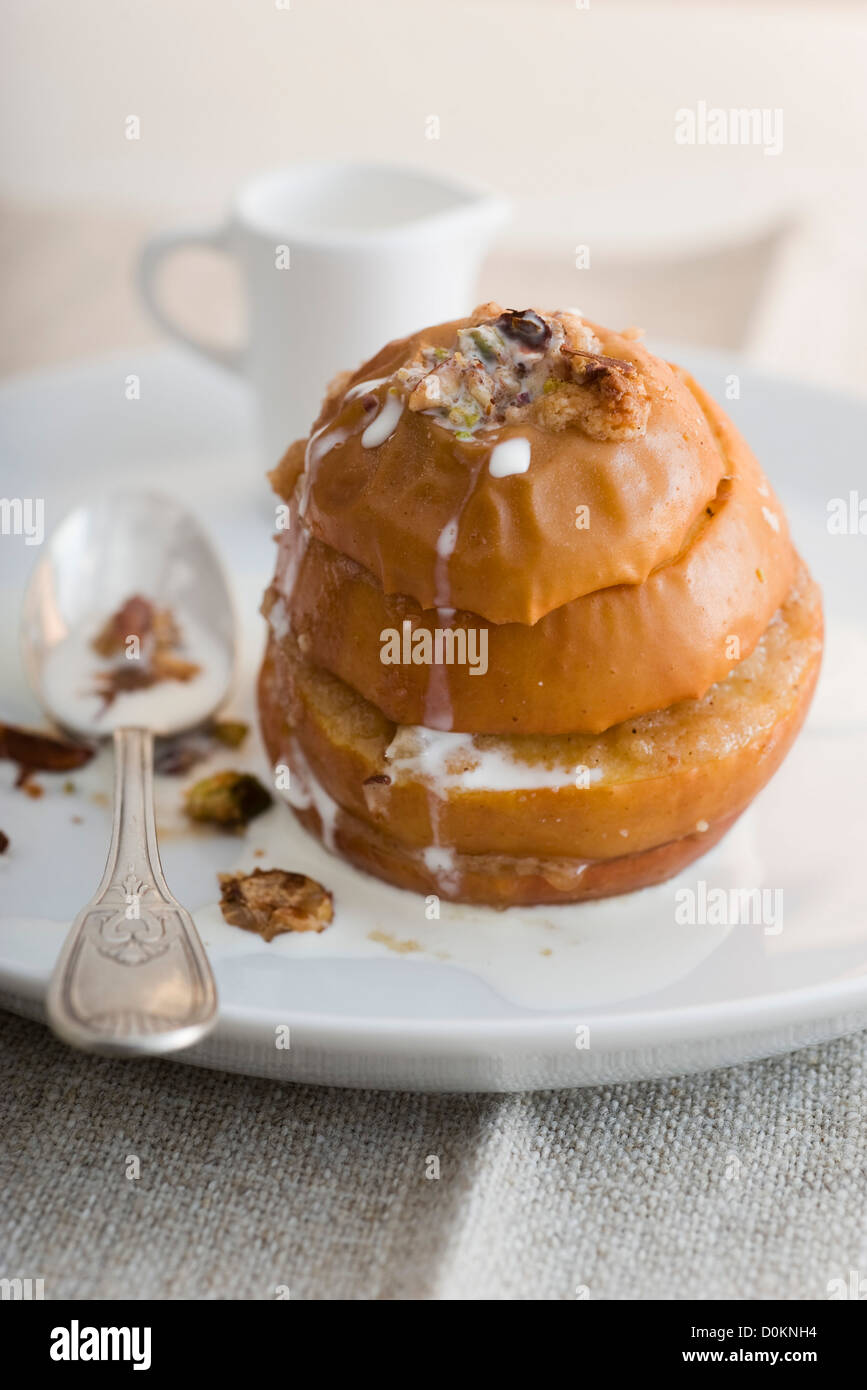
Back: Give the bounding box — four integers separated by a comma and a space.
138, 162, 509, 462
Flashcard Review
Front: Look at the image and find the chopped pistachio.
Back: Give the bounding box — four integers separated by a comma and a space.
448, 406, 479, 428
184, 771, 272, 830
467, 327, 501, 359
210, 720, 249, 749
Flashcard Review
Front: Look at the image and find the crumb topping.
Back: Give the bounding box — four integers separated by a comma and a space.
394, 304, 649, 442
218, 867, 333, 940
91, 595, 201, 707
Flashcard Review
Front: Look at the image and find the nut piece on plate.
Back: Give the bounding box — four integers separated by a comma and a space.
0, 721, 94, 788
184, 770, 273, 829
210, 720, 249, 749
218, 867, 334, 940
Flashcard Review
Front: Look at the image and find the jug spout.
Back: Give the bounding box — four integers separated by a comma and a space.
364, 167, 509, 323
403, 168, 511, 255
299, 163, 512, 339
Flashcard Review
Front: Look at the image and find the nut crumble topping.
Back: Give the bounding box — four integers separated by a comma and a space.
394, 305, 649, 442
218, 867, 333, 940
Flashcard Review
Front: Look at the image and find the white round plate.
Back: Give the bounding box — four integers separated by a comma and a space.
0, 345, 864, 1091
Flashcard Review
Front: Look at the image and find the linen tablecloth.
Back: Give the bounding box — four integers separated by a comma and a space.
2, 1010, 865, 1300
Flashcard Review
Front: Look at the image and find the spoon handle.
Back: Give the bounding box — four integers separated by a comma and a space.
46, 727, 218, 1054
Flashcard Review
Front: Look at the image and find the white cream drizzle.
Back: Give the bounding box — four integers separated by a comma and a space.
299, 420, 351, 518
489, 437, 531, 478
344, 376, 388, 401
421, 842, 459, 888
421, 844, 457, 874
419, 781, 460, 894
299, 379, 391, 519
272, 507, 311, 619
433, 517, 459, 609
279, 738, 341, 853
422, 609, 455, 733
436, 520, 459, 558
362, 389, 404, 448
385, 726, 603, 793
268, 595, 292, 642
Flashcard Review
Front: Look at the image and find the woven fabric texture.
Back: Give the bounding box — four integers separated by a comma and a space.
1, 1010, 865, 1301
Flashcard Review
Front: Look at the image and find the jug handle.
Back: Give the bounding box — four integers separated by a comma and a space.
137, 225, 244, 374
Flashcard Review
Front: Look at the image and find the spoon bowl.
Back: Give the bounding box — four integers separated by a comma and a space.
20, 490, 228, 1054
21, 490, 235, 740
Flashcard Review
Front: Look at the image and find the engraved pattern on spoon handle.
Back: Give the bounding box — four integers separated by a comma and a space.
46, 727, 217, 1054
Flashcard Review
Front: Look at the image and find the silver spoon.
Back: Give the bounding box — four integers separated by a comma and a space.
20, 490, 230, 1055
